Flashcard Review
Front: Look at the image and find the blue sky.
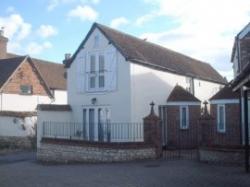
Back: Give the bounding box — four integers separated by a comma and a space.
1, 0, 250, 80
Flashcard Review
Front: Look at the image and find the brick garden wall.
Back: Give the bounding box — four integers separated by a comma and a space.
166, 105, 201, 149
208, 103, 241, 147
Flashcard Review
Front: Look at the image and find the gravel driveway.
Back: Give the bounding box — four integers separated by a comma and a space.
0, 151, 249, 187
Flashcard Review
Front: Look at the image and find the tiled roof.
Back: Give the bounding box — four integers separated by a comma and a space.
37, 104, 72, 111
0, 111, 36, 118
167, 85, 200, 102
6, 53, 66, 90
0, 56, 26, 88
32, 58, 66, 90
210, 85, 240, 100
67, 23, 226, 84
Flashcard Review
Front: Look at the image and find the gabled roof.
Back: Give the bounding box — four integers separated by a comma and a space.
210, 85, 240, 100
66, 23, 226, 85
6, 53, 66, 90
167, 85, 200, 102
231, 22, 250, 62
0, 56, 26, 88
0, 56, 53, 97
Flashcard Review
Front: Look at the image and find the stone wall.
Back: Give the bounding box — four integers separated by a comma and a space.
199, 147, 246, 165
37, 139, 156, 163
0, 136, 34, 149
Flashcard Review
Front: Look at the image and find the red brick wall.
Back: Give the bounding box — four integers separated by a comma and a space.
209, 103, 241, 147
2, 60, 48, 95
166, 105, 201, 149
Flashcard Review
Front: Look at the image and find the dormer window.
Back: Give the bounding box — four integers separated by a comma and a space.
94, 35, 99, 48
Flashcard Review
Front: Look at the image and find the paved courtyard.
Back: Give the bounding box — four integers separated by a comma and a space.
0, 151, 250, 187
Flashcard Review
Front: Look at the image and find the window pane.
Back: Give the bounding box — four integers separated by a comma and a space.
99, 55, 105, 72
90, 76, 96, 88
90, 55, 95, 72
20, 85, 32, 94
219, 106, 225, 130
182, 107, 187, 128
99, 75, 105, 88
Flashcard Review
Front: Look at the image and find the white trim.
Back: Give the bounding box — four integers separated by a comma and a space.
166, 101, 200, 106
210, 99, 239, 104
217, 104, 226, 133
180, 105, 189, 129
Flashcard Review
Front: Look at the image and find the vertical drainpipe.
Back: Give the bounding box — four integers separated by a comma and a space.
244, 89, 249, 173
0, 92, 2, 111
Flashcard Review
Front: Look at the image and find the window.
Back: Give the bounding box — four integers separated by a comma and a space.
186, 77, 194, 94
94, 35, 99, 48
217, 105, 226, 133
87, 53, 106, 91
180, 106, 189, 129
20, 85, 32, 95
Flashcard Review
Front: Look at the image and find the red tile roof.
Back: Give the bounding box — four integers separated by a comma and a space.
167, 85, 200, 102
210, 85, 240, 100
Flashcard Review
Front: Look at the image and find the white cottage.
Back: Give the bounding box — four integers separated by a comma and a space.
37, 23, 226, 144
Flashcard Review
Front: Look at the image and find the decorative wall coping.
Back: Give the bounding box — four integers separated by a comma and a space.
0, 111, 37, 118
200, 146, 244, 152
37, 104, 72, 111
41, 138, 153, 149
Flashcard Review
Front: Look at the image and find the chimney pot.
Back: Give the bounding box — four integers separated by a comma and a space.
64, 53, 71, 60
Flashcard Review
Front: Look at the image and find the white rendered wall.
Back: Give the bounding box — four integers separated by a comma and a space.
67, 28, 131, 123
37, 110, 72, 148
0, 116, 36, 137
0, 93, 52, 111
130, 63, 223, 123
51, 90, 67, 104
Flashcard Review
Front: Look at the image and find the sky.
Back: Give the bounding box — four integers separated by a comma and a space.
0, 0, 250, 81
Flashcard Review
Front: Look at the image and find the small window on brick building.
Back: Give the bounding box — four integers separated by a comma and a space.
217, 104, 226, 133
20, 85, 32, 95
180, 106, 189, 129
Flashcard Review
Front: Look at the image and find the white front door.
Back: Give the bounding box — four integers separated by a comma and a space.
83, 107, 111, 141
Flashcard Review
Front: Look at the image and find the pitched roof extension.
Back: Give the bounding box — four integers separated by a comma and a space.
210, 85, 240, 100
167, 85, 200, 102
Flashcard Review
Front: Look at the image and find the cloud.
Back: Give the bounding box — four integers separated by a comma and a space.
0, 14, 32, 41
47, 0, 100, 11
140, 0, 250, 80
135, 12, 159, 26
67, 5, 98, 21
26, 41, 52, 55
37, 25, 58, 38
110, 17, 129, 29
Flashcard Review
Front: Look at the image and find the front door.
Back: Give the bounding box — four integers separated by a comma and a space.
89, 108, 95, 141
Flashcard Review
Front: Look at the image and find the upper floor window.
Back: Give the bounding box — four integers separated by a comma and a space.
217, 104, 226, 133
186, 77, 194, 94
94, 35, 99, 48
20, 85, 32, 95
87, 53, 106, 91
180, 106, 189, 129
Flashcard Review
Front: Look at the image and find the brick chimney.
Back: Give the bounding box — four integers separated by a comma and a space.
0, 27, 8, 59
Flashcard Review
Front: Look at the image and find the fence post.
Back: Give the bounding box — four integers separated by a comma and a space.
143, 102, 162, 158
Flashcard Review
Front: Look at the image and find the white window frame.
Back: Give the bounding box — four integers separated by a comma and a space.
87, 52, 107, 92
180, 106, 189, 129
217, 104, 226, 133
82, 106, 111, 141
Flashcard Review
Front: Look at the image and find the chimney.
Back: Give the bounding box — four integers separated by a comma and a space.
0, 27, 8, 59
63, 53, 71, 65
